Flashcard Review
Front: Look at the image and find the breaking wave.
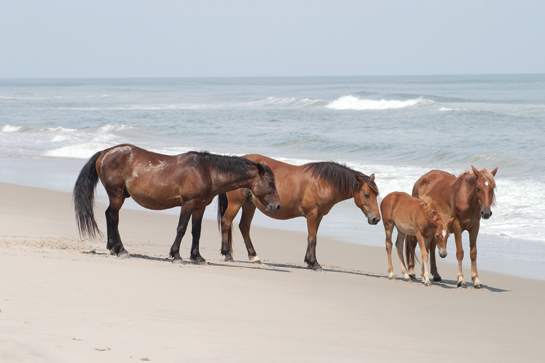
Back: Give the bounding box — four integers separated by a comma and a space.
326, 96, 433, 110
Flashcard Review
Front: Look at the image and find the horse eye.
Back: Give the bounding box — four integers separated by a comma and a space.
364, 193, 370, 198
476, 186, 480, 191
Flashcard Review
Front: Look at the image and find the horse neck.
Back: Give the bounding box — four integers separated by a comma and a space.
453, 175, 479, 211
210, 168, 258, 195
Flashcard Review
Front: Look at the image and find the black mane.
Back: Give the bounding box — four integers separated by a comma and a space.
302, 161, 379, 196
188, 151, 257, 177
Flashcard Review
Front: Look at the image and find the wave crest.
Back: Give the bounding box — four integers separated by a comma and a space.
326, 96, 433, 110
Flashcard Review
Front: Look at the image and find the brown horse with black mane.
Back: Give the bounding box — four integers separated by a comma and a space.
217, 154, 380, 271
406, 166, 498, 288
73, 144, 280, 264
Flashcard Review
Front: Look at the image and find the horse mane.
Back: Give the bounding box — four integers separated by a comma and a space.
188, 151, 260, 177
302, 161, 379, 196
457, 168, 497, 206
420, 196, 445, 229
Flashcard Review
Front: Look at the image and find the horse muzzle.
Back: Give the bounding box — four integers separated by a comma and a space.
438, 249, 448, 258
481, 210, 493, 219
367, 214, 380, 225
266, 203, 281, 214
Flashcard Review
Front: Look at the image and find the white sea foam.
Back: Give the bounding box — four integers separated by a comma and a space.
326, 96, 433, 110
1, 125, 22, 132
45, 142, 110, 159
51, 135, 71, 142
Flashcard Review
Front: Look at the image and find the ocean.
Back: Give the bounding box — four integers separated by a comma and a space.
1, 75, 544, 276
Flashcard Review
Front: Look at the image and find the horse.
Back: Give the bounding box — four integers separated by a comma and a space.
405, 166, 498, 288
217, 154, 381, 271
73, 144, 281, 264
380, 192, 453, 286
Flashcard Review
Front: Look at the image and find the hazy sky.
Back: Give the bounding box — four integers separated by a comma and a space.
1, 0, 544, 78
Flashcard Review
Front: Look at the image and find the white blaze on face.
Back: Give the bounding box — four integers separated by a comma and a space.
442, 230, 447, 237
485, 181, 489, 186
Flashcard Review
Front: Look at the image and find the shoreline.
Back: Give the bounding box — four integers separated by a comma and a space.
1, 155, 544, 281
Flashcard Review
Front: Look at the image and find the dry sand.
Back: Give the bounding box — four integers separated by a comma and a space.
1, 182, 544, 363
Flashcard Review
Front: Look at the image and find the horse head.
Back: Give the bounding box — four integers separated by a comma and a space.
251, 163, 281, 214
353, 174, 381, 225
432, 214, 454, 259
471, 165, 498, 220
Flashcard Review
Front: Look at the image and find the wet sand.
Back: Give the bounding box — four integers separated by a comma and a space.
1, 182, 543, 362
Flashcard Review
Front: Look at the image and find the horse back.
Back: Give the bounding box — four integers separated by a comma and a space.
98, 144, 208, 209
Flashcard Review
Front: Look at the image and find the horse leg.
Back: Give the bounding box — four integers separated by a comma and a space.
105, 190, 129, 258
395, 231, 410, 281
304, 212, 323, 271
405, 236, 417, 279
190, 207, 207, 265
417, 234, 431, 286
469, 226, 482, 288
239, 199, 261, 263
429, 238, 442, 282
383, 222, 395, 279
453, 225, 466, 288
220, 198, 242, 262
169, 204, 194, 263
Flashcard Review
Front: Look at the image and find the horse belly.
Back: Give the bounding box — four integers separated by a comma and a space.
394, 218, 417, 236
125, 174, 182, 211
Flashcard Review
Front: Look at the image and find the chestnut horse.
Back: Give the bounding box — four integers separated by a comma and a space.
217, 154, 380, 271
406, 166, 498, 288
381, 192, 453, 286
73, 144, 280, 263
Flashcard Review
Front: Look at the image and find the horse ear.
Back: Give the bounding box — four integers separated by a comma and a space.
356, 175, 365, 189
370, 173, 375, 181
447, 217, 454, 226
256, 163, 266, 176
491, 167, 498, 176
471, 165, 481, 179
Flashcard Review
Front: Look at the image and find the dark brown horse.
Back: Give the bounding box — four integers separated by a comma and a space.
406, 166, 498, 288
73, 144, 280, 263
381, 192, 453, 286
217, 154, 381, 271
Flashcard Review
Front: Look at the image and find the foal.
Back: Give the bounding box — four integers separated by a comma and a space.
380, 192, 452, 286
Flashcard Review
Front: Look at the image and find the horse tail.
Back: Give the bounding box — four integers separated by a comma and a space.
217, 193, 233, 255
73, 151, 103, 239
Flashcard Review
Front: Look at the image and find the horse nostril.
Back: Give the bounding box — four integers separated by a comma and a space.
276, 204, 281, 211
481, 211, 484, 215
372, 217, 379, 224
490, 211, 493, 217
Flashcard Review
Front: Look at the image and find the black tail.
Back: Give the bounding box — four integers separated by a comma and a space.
217, 193, 233, 255
73, 151, 103, 239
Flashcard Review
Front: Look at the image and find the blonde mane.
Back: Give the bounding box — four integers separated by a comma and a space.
457, 168, 497, 206
420, 196, 445, 229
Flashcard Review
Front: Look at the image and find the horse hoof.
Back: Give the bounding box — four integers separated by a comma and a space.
433, 275, 442, 282
457, 280, 467, 288
408, 274, 416, 280
474, 283, 483, 289
403, 276, 410, 282
171, 258, 183, 264
249, 256, 261, 264
118, 251, 130, 259
422, 280, 431, 287
191, 257, 207, 265
308, 264, 323, 272
224, 256, 234, 262
388, 273, 394, 280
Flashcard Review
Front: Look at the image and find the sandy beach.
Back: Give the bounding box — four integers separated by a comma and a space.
1, 181, 544, 363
